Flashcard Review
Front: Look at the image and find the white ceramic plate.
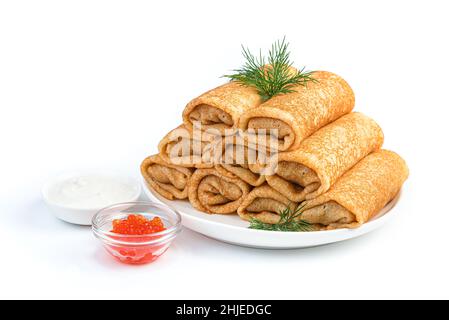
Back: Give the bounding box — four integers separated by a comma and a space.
142, 182, 401, 249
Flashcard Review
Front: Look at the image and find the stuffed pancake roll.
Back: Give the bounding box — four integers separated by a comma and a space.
238, 71, 355, 151
237, 184, 297, 224
215, 143, 268, 187
158, 125, 218, 168
141, 154, 194, 200
188, 168, 251, 214
301, 150, 409, 230
266, 112, 384, 202
182, 82, 262, 136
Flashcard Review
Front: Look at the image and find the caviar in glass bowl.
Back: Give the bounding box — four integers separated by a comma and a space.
92, 202, 181, 264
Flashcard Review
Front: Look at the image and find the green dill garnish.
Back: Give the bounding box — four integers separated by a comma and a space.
249, 203, 314, 232
224, 37, 317, 101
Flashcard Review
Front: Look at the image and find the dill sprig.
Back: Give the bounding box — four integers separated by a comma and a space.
249, 203, 314, 232
224, 37, 317, 101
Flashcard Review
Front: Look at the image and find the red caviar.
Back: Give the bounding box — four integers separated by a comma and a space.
106, 214, 168, 265
111, 214, 166, 235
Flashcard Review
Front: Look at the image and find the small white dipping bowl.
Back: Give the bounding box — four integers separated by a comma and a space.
42, 172, 141, 225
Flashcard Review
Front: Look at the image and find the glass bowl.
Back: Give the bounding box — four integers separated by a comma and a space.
92, 201, 182, 264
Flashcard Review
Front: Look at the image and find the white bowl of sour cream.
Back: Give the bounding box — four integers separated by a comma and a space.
42, 173, 141, 225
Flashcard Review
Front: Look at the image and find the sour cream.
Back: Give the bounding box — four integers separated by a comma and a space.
43, 173, 141, 225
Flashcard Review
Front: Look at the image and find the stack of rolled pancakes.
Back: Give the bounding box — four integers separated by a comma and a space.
141, 71, 409, 230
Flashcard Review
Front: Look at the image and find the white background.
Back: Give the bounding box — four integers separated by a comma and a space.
1, 0, 448, 299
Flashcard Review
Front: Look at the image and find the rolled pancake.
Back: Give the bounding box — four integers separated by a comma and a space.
158, 125, 218, 168
215, 143, 268, 186
266, 112, 384, 202
141, 154, 194, 200
238, 71, 355, 151
182, 81, 262, 135
302, 150, 409, 229
188, 168, 251, 214
237, 184, 297, 224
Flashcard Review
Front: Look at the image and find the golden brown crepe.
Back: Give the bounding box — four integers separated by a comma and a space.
238, 71, 355, 151
188, 168, 251, 214
182, 81, 262, 135
141, 154, 194, 200
237, 184, 297, 224
266, 112, 384, 202
302, 150, 409, 229
158, 125, 222, 168
215, 143, 268, 186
